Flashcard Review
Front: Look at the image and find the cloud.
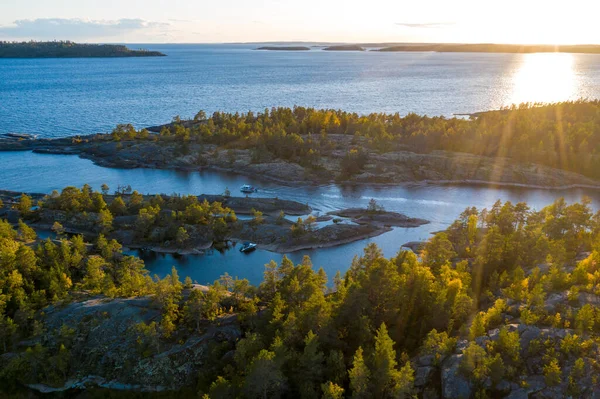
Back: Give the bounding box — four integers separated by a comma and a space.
395, 22, 455, 29
0, 18, 171, 40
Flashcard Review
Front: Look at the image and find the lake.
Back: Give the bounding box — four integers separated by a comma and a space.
2, 150, 599, 285
1, 44, 600, 138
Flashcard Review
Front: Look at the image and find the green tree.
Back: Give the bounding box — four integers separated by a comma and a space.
176, 227, 189, 246
98, 208, 113, 233
17, 219, 36, 242
51, 221, 65, 236
194, 110, 207, 121
109, 196, 127, 216
371, 322, 411, 398
16, 194, 33, 217
422, 232, 456, 271
243, 350, 286, 399
297, 331, 325, 398
321, 382, 344, 399
544, 358, 561, 386
349, 347, 370, 399
252, 208, 264, 225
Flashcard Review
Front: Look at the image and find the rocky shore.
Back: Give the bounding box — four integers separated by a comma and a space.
329, 208, 429, 228
0, 190, 427, 254
2, 133, 600, 189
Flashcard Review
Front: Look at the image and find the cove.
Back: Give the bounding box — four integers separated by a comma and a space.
3, 150, 600, 285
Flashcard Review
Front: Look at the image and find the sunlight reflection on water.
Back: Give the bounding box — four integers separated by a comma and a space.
510, 53, 578, 105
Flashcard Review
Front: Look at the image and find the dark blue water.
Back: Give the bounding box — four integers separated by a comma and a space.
2, 151, 600, 285
2, 44, 599, 137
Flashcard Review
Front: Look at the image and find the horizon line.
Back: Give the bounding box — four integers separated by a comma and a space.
3, 40, 600, 46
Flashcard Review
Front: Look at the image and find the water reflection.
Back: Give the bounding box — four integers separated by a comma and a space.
510, 53, 577, 105
4, 151, 600, 285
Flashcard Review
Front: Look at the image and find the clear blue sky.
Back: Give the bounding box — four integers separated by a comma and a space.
0, 0, 596, 44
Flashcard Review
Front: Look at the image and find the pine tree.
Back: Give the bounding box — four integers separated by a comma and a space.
349, 346, 370, 399
297, 331, 325, 398
321, 381, 344, 399
17, 219, 36, 241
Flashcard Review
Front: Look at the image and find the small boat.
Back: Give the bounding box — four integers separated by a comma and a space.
239, 242, 257, 253
240, 184, 257, 193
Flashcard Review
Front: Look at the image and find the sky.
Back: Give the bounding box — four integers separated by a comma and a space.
0, 0, 598, 44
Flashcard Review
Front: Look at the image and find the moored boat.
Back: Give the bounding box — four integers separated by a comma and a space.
239, 242, 257, 253
240, 184, 257, 193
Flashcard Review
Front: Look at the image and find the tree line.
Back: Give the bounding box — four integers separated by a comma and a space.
2, 195, 600, 396
109, 101, 600, 179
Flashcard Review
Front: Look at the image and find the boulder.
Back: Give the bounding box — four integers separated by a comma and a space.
456, 339, 469, 352
415, 366, 435, 387
417, 354, 435, 367
523, 375, 546, 395
532, 387, 565, 399
487, 328, 501, 341
520, 325, 542, 355
506, 388, 529, 399
441, 354, 472, 399
475, 336, 491, 347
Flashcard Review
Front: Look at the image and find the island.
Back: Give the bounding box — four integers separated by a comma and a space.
0, 41, 166, 58
376, 43, 600, 54
255, 46, 311, 51
323, 45, 365, 51
2, 101, 600, 190
0, 189, 427, 255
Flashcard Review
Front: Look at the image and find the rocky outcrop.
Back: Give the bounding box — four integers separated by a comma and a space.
328, 208, 429, 228
7, 295, 241, 393
417, 321, 598, 398
441, 354, 472, 399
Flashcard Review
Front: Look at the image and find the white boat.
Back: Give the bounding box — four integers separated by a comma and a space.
239, 242, 257, 253
240, 184, 257, 193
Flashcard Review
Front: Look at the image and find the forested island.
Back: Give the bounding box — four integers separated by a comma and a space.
323, 45, 365, 51
256, 46, 311, 51
3, 101, 600, 189
2, 187, 600, 397
0, 41, 166, 58
0, 187, 425, 255
377, 43, 600, 54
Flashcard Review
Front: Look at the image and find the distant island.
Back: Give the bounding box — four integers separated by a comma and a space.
0, 41, 166, 58
377, 43, 600, 54
323, 45, 365, 51
256, 46, 310, 51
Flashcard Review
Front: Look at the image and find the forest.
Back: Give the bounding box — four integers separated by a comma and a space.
0, 41, 166, 58
2, 193, 600, 397
113, 100, 600, 180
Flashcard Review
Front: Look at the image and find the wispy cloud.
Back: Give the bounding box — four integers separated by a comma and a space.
395, 22, 455, 29
0, 18, 171, 40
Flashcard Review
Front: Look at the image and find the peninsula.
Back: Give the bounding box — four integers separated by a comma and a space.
0, 41, 166, 58
2, 101, 600, 189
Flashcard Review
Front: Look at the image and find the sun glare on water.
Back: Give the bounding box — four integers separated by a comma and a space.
509, 53, 578, 105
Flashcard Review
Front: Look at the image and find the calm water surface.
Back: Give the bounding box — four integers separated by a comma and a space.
2, 151, 600, 285
3, 45, 600, 283
1, 45, 599, 137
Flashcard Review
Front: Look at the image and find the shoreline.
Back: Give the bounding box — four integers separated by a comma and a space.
2, 190, 423, 256
5, 148, 600, 192
246, 226, 393, 253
